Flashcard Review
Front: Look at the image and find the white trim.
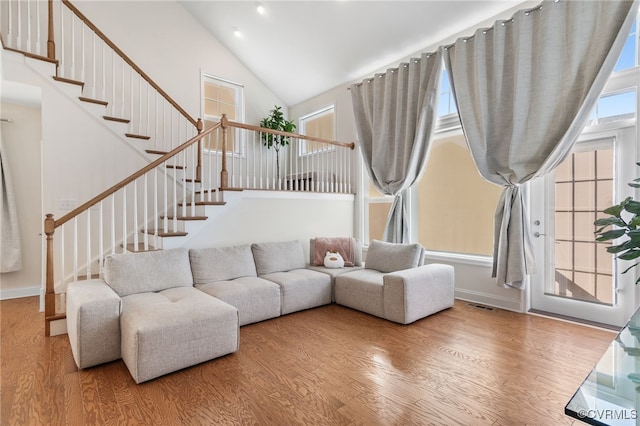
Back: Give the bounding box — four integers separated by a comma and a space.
241, 189, 354, 201
455, 289, 523, 312
424, 250, 493, 267
0, 286, 41, 300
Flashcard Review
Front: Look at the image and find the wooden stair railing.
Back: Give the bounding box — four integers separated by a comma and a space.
44, 122, 221, 336
2, 0, 203, 176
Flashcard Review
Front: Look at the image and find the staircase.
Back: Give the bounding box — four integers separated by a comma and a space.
1, 0, 356, 336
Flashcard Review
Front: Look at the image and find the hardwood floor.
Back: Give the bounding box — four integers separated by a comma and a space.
1, 297, 613, 425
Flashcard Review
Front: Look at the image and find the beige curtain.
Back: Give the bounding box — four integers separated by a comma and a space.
444, 0, 638, 288
0, 127, 22, 272
351, 51, 442, 243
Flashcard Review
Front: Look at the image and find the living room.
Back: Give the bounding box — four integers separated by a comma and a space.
1, 0, 639, 424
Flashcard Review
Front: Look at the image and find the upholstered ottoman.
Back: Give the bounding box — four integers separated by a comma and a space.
120, 286, 239, 383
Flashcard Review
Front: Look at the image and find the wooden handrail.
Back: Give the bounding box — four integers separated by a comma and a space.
226, 118, 356, 150
61, 0, 199, 130
53, 122, 221, 229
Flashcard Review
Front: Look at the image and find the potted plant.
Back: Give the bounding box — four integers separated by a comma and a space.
595, 163, 640, 284
259, 105, 296, 180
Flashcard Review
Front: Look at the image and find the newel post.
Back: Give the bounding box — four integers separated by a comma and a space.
220, 114, 228, 189
47, 0, 55, 60
44, 214, 56, 336
196, 118, 203, 182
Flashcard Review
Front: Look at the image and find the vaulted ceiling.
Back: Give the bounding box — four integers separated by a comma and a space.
179, 0, 530, 106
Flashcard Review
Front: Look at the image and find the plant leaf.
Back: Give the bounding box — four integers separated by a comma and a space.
626, 201, 640, 214
596, 229, 627, 241
619, 250, 640, 261
594, 217, 626, 227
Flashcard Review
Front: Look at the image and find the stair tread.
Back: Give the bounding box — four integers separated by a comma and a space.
103, 115, 130, 124
53, 76, 84, 87
178, 201, 226, 206
144, 229, 188, 237
125, 133, 151, 140
160, 215, 208, 221
79, 96, 108, 106
146, 149, 168, 155
123, 243, 158, 252
76, 273, 100, 281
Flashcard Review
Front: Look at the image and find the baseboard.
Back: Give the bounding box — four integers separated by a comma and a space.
0, 286, 41, 301
455, 288, 523, 312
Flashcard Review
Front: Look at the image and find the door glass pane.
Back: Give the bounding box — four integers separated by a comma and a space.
548, 145, 615, 305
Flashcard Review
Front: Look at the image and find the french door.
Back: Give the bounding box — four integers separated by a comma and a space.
529, 126, 638, 327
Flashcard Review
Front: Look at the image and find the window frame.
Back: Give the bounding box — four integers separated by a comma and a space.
298, 104, 336, 157
201, 73, 245, 156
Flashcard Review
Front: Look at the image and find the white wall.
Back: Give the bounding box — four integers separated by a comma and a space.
0, 101, 43, 298
185, 191, 355, 261
73, 0, 286, 126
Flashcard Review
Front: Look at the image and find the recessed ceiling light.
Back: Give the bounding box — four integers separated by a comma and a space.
233, 27, 242, 38
256, 2, 266, 15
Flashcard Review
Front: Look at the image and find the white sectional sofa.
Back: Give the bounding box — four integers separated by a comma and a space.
66, 239, 454, 383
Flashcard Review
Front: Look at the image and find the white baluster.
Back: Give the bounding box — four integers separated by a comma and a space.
98, 201, 104, 276
111, 194, 116, 254
16, 0, 21, 51
122, 186, 127, 253
133, 179, 139, 250
80, 22, 85, 83
92, 32, 96, 98
153, 168, 158, 247
163, 162, 168, 233
143, 174, 149, 251
73, 217, 78, 281
86, 209, 91, 278
60, 224, 65, 291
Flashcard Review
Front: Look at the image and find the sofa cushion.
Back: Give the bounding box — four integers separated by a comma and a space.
260, 269, 331, 315
364, 240, 424, 273
196, 276, 281, 326
334, 269, 385, 318
189, 245, 257, 284
310, 237, 363, 267
251, 240, 306, 275
120, 287, 239, 383
103, 248, 193, 297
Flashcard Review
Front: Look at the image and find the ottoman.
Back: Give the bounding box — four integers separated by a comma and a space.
120, 286, 239, 383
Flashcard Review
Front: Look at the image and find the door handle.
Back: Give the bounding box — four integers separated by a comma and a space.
534, 232, 546, 238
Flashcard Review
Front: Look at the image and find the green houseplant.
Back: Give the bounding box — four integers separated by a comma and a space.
259, 105, 296, 180
595, 162, 640, 284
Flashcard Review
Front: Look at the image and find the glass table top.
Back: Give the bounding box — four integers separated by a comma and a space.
566, 308, 640, 425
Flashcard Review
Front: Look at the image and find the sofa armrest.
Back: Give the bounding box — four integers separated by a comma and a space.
383, 264, 454, 324
67, 279, 122, 369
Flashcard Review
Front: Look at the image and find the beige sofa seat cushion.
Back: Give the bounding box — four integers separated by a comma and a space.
334, 269, 385, 318
104, 248, 193, 297
260, 269, 331, 315
305, 265, 364, 302
120, 287, 239, 384
196, 276, 281, 326
251, 241, 306, 275
189, 245, 257, 284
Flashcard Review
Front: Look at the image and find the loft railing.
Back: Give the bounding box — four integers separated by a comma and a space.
43, 119, 355, 335
1, 0, 202, 153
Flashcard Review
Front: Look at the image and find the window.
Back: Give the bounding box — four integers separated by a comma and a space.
299, 105, 335, 155
201, 74, 244, 153
613, 14, 638, 73
587, 89, 637, 127
360, 12, 639, 255
551, 142, 615, 305
417, 133, 502, 256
